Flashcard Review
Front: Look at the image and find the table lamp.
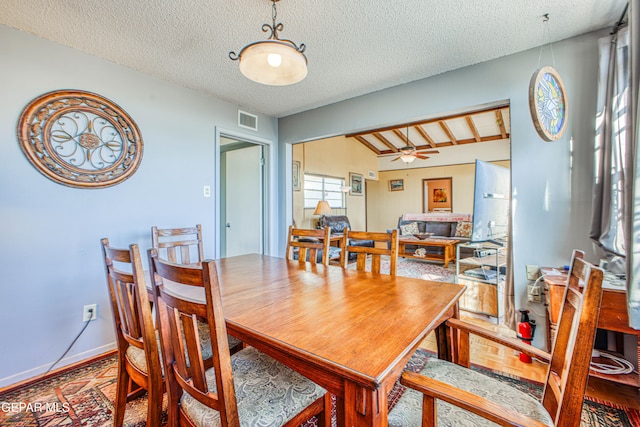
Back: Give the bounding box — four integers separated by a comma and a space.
313, 200, 332, 216
313, 200, 332, 229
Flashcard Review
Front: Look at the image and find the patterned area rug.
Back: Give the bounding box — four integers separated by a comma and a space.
1, 350, 637, 426
347, 256, 456, 282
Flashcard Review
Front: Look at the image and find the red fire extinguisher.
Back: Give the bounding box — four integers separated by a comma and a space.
517, 309, 536, 363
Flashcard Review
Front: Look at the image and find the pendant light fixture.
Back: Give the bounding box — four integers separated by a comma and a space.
229, 0, 307, 86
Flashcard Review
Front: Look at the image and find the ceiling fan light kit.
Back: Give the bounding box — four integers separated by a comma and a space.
229, 0, 307, 86
400, 153, 416, 163
387, 126, 439, 163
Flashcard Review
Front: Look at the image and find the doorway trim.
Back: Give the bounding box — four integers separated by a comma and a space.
214, 127, 277, 259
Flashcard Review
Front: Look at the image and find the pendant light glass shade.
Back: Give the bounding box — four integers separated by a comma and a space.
400, 154, 416, 163
237, 40, 307, 86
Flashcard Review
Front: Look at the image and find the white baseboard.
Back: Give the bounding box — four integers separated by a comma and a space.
0, 342, 117, 389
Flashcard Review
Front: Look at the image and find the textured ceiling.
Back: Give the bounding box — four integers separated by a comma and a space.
0, 0, 627, 118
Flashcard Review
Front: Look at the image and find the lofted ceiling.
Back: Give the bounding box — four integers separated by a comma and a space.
0, 0, 627, 118
347, 104, 510, 158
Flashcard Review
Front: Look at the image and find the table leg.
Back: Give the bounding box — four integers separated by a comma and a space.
434, 321, 452, 361
343, 381, 387, 427
334, 396, 345, 427
443, 244, 453, 268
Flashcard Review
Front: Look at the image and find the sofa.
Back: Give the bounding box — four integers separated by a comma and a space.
396, 216, 467, 240
393, 214, 475, 259
317, 215, 374, 260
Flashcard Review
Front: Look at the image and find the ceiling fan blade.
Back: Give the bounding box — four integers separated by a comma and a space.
390, 156, 401, 162
416, 150, 439, 155
415, 155, 430, 160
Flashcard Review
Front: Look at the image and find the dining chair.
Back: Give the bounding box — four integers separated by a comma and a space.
151, 224, 204, 265
388, 250, 604, 427
148, 250, 331, 427
285, 225, 331, 265
340, 228, 399, 275
152, 224, 244, 353
101, 238, 164, 427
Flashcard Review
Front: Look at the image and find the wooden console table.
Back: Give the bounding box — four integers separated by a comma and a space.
541, 267, 640, 389
398, 237, 459, 267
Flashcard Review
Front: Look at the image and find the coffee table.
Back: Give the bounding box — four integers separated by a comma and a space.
398, 236, 460, 267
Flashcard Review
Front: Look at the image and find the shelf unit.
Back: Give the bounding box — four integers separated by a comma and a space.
455, 242, 506, 318
541, 267, 639, 389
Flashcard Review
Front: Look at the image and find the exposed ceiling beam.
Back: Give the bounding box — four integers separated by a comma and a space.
496, 109, 507, 139
414, 125, 437, 148
354, 135, 381, 154
465, 116, 482, 142
373, 132, 399, 151
345, 104, 508, 138
346, 103, 510, 156
438, 120, 458, 145
391, 129, 414, 147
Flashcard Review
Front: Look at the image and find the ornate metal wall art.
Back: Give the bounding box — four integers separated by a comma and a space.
17, 90, 143, 188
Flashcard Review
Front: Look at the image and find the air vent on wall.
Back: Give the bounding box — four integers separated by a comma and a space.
367, 170, 378, 180
238, 110, 258, 131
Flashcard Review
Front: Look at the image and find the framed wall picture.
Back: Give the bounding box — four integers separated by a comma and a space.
350, 172, 363, 195
292, 160, 301, 191
423, 177, 452, 212
388, 179, 404, 191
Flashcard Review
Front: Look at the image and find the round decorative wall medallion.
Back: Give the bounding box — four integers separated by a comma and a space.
17, 90, 143, 188
528, 66, 568, 142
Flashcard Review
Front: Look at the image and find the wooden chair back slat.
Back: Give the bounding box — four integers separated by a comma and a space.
541, 250, 603, 426
101, 238, 163, 427
340, 228, 399, 275
149, 251, 240, 427
152, 224, 204, 265
285, 226, 331, 265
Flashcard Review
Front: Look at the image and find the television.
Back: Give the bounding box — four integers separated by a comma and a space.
471, 160, 510, 245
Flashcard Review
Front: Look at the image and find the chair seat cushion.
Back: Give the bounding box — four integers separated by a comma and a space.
388, 357, 553, 427
126, 322, 242, 374
180, 346, 326, 427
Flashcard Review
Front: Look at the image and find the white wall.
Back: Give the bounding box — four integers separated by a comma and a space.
0, 25, 278, 386
279, 30, 607, 349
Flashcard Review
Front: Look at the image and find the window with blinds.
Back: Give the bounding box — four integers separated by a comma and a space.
304, 174, 345, 209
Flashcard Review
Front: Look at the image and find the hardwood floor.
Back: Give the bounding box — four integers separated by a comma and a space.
421, 315, 640, 410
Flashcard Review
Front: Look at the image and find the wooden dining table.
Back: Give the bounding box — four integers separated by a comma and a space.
156, 254, 465, 427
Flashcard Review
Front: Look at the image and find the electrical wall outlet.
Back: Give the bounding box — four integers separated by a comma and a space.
525, 264, 540, 280
527, 283, 543, 304
83, 304, 97, 322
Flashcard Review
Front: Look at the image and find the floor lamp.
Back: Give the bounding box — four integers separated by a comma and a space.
341, 186, 351, 217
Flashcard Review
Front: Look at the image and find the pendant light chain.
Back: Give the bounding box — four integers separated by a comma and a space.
266, 0, 284, 41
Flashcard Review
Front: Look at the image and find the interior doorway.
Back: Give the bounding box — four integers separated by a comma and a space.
219, 137, 265, 258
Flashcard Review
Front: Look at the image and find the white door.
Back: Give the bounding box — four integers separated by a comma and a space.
222, 144, 264, 257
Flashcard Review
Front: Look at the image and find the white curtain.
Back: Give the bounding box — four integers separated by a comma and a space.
592, 2, 640, 329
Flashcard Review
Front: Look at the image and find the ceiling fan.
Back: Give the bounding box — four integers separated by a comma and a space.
389, 145, 439, 162
382, 125, 439, 163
